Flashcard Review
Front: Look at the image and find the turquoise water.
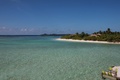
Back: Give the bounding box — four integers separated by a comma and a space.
0, 36, 120, 80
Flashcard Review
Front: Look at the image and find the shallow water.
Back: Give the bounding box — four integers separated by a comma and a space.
0, 36, 120, 80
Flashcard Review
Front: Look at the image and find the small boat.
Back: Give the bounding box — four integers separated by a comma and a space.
101, 66, 120, 80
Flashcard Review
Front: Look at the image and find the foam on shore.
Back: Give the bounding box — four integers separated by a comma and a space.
56, 38, 120, 44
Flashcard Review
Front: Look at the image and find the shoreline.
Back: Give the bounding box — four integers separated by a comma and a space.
56, 38, 120, 44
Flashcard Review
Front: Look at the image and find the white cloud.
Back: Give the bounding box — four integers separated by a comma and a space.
9, 29, 12, 31
20, 28, 35, 32
0, 27, 6, 30
29, 28, 34, 32
2, 27, 6, 29
20, 28, 27, 32
0, 27, 13, 32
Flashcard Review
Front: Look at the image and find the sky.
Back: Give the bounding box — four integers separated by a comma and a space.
0, 0, 120, 35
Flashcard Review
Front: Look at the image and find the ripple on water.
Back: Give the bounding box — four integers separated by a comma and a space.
0, 36, 120, 80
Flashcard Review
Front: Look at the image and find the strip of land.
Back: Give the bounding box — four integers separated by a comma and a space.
56, 38, 120, 44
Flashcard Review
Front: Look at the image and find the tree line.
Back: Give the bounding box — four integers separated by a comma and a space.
61, 28, 120, 42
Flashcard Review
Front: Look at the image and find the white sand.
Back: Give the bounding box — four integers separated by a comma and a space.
56, 38, 120, 44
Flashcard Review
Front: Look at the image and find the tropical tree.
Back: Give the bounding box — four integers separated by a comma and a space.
76, 32, 79, 35
106, 28, 111, 34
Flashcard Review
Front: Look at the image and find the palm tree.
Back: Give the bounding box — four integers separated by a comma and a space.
76, 32, 79, 35
106, 28, 111, 34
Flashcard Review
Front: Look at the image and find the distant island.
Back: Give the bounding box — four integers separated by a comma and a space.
40, 34, 69, 36
61, 28, 120, 42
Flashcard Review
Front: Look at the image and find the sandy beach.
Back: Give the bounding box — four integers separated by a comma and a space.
56, 38, 120, 44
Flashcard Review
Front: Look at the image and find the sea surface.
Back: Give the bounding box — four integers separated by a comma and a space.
0, 36, 120, 80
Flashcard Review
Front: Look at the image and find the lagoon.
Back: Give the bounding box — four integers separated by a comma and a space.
0, 36, 120, 80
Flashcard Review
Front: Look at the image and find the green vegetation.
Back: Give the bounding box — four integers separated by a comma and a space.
61, 28, 120, 42
102, 70, 106, 75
